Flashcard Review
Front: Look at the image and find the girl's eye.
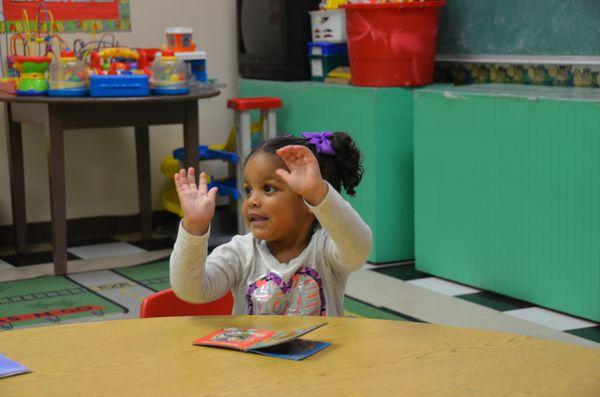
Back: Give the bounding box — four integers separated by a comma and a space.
264, 185, 276, 193
244, 187, 252, 196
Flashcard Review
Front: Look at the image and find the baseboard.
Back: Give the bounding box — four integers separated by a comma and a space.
0, 211, 181, 247
0, 206, 238, 248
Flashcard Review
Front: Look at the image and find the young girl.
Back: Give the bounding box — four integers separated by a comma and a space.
170, 132, 372, 316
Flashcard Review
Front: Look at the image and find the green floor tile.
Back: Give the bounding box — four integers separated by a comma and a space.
113, 259, 170, 291
343, 296, 422, 322
566, 326, 600, 344
458, 291, 533, 312
373, 264, 429, 281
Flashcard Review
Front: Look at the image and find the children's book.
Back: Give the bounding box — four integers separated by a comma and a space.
0, 353, 30, 379
193, 322, 330, 361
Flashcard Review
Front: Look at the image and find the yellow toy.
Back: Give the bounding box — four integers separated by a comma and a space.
323, 0, 348, 9
97, 47, 139, 61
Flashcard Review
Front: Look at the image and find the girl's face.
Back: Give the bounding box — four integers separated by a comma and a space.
242, 152, 314, 244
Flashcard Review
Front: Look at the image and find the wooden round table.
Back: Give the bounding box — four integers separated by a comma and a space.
1, 316, 599, 396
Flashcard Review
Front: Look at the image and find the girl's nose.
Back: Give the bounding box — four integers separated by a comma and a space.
248, 194, 260, 208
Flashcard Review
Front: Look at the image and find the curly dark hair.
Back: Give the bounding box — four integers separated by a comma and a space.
245, 132, 364, 196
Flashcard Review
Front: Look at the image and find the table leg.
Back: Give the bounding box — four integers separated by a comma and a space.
4, 103, 27, 253
135, 125, 152, 240
183, 101, 199, 177
44, 104, 67, 275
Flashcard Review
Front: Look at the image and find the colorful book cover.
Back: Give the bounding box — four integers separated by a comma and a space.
193, 322, 330, 360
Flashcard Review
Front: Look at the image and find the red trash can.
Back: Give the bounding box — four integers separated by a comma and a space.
342, 1, 446, 87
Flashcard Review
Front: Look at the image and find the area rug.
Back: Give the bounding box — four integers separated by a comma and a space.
0, 275, 127, 330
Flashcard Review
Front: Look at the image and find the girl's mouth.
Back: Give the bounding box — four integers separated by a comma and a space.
249, 215, 268, 225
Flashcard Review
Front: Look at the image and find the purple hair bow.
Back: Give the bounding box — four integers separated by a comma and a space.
302, 131, 335, 155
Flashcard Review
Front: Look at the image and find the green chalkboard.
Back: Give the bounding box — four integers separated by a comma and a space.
436, 0, 600, 56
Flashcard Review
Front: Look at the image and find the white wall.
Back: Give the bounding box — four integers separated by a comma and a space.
0, 0, 238, 229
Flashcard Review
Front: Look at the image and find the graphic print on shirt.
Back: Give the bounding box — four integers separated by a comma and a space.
246, 266, 326, 316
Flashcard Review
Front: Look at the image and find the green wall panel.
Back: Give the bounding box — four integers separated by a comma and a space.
239, 79, 414, 263
414, 84, 600, 321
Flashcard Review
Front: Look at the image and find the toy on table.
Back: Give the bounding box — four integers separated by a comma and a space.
165, 27, 208, 84
166, 27, 196, 52
47, 50, 89, 96
12, 55, 51, 95
89, 47, 150, 97
150, 50, 189, 95
174, 50, 208, 83
136, 47, 161, 75
89, 47, 147, 75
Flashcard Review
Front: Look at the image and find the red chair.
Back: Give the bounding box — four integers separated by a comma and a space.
139, 288, 234, 318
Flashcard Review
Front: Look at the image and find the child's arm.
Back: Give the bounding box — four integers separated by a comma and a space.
170, 223, 243, 304
305, 182, 372, 272
276, 146, 372, 272
170, 168, 239, 303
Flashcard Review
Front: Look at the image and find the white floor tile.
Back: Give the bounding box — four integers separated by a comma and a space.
0, 259, 14, 270
504, 307, 597, 331
68, 242, 146, 260
407, 277, 480, 296
68, 270, 156, 317
346, 270, 599, 348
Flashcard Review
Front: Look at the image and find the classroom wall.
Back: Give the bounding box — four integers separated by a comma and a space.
0, 0, 238, 229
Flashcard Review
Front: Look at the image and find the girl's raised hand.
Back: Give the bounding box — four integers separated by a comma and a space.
174, 168, 218, 235
275, 145, 328, 205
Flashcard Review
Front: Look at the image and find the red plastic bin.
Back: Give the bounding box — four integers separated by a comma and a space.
342, 1, 446, 87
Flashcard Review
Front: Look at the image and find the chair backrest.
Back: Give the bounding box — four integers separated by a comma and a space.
139, 288, 234, 318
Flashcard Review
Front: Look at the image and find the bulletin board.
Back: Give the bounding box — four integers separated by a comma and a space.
0, 0, 131, 33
